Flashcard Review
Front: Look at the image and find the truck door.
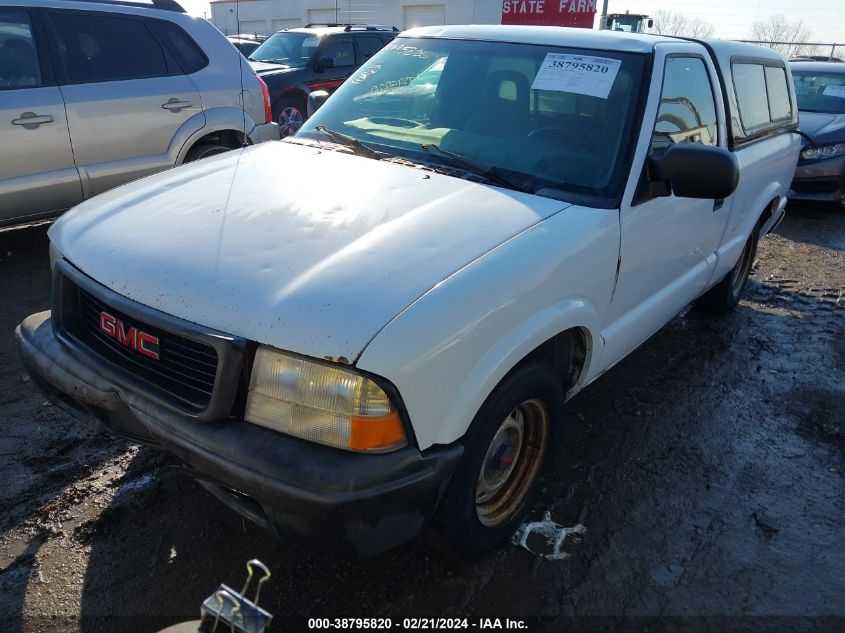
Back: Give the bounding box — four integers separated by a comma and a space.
0, 8, 81, 224
602, 46, 732, 364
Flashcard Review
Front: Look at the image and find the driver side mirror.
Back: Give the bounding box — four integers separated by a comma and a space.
307, 90, 330, 117
648, 144, 739, 199
314, 56, 334, 72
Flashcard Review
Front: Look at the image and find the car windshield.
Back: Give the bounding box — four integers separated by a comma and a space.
248, 32, 320, 67
297, 37, 646, 205
792, 70, 845, 114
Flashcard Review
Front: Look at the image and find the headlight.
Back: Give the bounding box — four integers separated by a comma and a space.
801, 143, 845, 161
49, 242, 63, 272
244, 346, 407, 452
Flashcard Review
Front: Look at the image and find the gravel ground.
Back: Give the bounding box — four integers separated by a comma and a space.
0, 204, 843, 632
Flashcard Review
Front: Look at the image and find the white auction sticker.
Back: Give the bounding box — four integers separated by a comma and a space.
823, 85, 845, 99
303, 37, 320, 48
531, 53, 622, 99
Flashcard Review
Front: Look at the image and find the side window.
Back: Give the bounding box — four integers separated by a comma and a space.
356, 36, 384, 63
765, 65, 791, 121
0, 11, 42, 89
652, 56, 718, 151
322, 39, 355, 68
149, 19, 208, 74
49, 12, 169, 84
733, 63, 770, 131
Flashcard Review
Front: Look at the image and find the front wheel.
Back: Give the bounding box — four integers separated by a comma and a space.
435, 364, 561, 556
695, 231, 758, 313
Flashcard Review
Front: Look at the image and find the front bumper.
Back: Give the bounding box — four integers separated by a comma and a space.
16, 311, 462, 558
248, 121, 281, 144
787, 154, 845, 204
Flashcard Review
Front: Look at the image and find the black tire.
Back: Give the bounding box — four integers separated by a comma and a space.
184, 143, 231, 163
695, 230, 758, 313
435, 363, 562, 556
276, 97, 307, 138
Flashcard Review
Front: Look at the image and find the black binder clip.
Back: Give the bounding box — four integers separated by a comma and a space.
198, 559, 273, 633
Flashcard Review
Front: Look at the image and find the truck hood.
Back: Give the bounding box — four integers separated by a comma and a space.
50, 141, 568, 363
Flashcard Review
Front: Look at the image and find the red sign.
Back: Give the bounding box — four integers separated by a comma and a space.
501, 0, 597, 28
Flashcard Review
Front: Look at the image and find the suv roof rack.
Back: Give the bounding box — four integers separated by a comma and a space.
304, 23, 399, 32
69, 0, 185, 12
344, 24, 400, 32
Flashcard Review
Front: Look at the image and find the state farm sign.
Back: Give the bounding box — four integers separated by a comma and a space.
501, 0, 597, 28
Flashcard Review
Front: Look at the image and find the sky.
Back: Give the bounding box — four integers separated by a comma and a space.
179, 0, 844, 45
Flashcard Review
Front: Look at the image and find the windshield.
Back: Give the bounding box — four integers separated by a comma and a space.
249, 32, 321, 67
609, 16, 643, 32
792, 70, 845, 114
298, 37, 645, 205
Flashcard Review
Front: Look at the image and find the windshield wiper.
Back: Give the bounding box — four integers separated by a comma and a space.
420, 144, 532, 193
314, 125, 381, 160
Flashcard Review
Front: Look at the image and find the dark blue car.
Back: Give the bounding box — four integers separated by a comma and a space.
789, 61, 845, 206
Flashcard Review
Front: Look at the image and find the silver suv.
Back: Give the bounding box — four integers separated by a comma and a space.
0, 0, 279, 227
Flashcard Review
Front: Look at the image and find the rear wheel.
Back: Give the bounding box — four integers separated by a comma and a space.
184, 143, 231, 163
277, 98, 306, 137
436, 364, 561, 555
695, 230, 758, 313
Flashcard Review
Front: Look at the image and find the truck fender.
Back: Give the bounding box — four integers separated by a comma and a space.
715, 180, 783, 284
434, 300, 602, 447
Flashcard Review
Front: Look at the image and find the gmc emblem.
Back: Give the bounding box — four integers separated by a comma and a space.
98, 311, 160, 360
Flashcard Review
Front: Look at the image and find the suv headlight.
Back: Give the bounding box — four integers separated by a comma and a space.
245, 346, 407, 453
801, 143, 845, 161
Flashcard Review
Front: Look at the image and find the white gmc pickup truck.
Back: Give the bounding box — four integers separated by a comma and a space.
17, 26, 800, 557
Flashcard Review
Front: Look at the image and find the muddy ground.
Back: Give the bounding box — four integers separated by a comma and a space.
0, 204, 843, 633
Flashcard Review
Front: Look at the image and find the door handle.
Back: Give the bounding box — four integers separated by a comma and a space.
713, 198, 725, 211
162, 98, 192, 111
12, 112, 54, 127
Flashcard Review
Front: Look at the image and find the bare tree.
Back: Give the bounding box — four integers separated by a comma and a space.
748, 14, 817, 57
650, 9, 715, 39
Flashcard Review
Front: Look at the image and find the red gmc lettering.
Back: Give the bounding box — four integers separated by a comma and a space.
98, 311, 160, 360
137, 332, 160, 360
116, 321, 136, 348
99, 312, 115, 337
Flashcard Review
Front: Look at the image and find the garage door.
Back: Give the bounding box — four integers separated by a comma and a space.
239, 19, 268, 35
403, 4, 445, 29
272, 18, 302, 32
307, 8, 337, 25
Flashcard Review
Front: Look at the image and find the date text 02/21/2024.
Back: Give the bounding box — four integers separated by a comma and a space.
306, 618, 529, 630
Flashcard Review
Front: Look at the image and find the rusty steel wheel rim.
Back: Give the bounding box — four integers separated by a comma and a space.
475, 398, 550, 528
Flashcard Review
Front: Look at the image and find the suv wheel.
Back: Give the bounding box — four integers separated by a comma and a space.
278, 98, 306, 137
435, 364, 561, 556
185, 143, 231, 163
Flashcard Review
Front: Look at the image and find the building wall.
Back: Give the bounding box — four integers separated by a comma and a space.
210, 0, 505, 36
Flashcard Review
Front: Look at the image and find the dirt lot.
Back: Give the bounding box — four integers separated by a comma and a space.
0, 204, 843, 632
